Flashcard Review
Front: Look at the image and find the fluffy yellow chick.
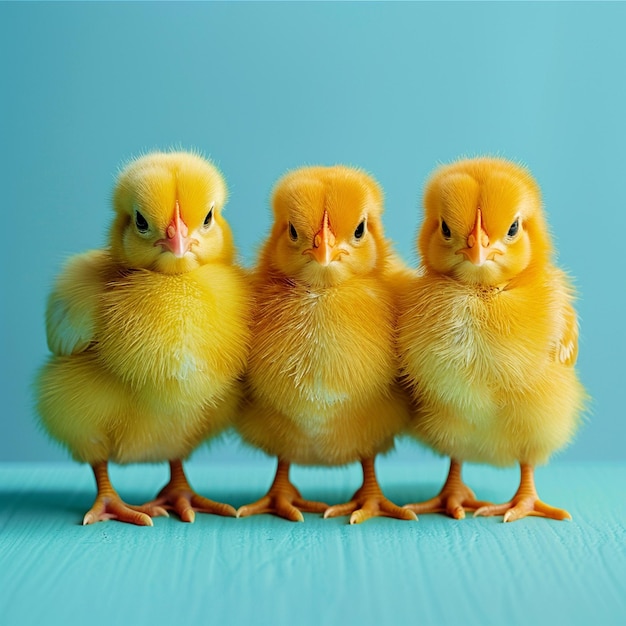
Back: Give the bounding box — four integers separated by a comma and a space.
397, 157, 586, 522
236, 165, 416, 524
35, 151, 250, 525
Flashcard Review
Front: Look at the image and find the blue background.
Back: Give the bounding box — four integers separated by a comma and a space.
1, 1, 624, 464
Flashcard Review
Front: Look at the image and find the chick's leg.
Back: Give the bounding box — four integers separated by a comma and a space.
237, 460, 328, 522
146, 459, 236, 523
324, 457, 417, 525
83, 461, 167, 526
403, 459, 492, 520
474, 464, 571, 522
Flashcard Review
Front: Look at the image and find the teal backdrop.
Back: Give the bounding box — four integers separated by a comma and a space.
1, 1, 624, 463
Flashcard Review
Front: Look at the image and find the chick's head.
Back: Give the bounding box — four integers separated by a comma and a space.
419, 157, 552, 287
264, 165, 387, 288
110, 151, 233, 274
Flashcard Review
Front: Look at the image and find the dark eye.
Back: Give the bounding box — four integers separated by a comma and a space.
507, 218, 520, 238
288, 222, 298, 241
441, 220, 451, 239
354, 220, 366, 240
204, 206, 214, 228
135, 210, 149, 233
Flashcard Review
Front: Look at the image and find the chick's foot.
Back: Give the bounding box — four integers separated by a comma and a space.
146, 460, 236, 523
474, 463, 571, 523
403, 459, 491, 520
236, 460, 327, 522
325, 493, 417, 525
403, 487, 490, 520
324, 458, 417, 525
83, 496, 166, 526
474, 498, 571, 522
83, 462, 167, 526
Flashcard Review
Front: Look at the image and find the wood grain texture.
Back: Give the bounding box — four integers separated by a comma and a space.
1, 461, 624, 626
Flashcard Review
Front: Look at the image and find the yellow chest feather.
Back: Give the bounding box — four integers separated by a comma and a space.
249, 279, 395, 416
96, 266, 248, 396
400, 279, 555, 412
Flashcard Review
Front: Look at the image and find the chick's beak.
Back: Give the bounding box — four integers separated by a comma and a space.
303, 210, 348, 266
456, 208, 502, 266
155, 201, 198, 258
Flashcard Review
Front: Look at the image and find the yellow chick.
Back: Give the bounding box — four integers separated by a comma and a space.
35, 151, 250, 525
236, 165, 416, 524
397, 157, 586, 522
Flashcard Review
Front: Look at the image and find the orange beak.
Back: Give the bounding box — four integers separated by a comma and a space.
456, 208, 502, 266
155, 201, 197, 258
303, 210, 348, 266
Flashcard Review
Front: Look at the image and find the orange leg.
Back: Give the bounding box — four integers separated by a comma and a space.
474, 463, 571, 522
146, 459, 236, 523
324, 457, 417, 525
83, 461, 167, 526
403, 459, 492, 520
237, 460, 327, 522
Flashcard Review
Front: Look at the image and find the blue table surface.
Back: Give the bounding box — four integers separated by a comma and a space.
1, 460, 624, 626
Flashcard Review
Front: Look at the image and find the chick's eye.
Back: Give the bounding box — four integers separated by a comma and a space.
135, 210, 149, 234
204, 206, 214, 228
507, 218, 520, 238
288, 222, 298, 241
354, 220, 366, 240
441, 220, 451, 239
